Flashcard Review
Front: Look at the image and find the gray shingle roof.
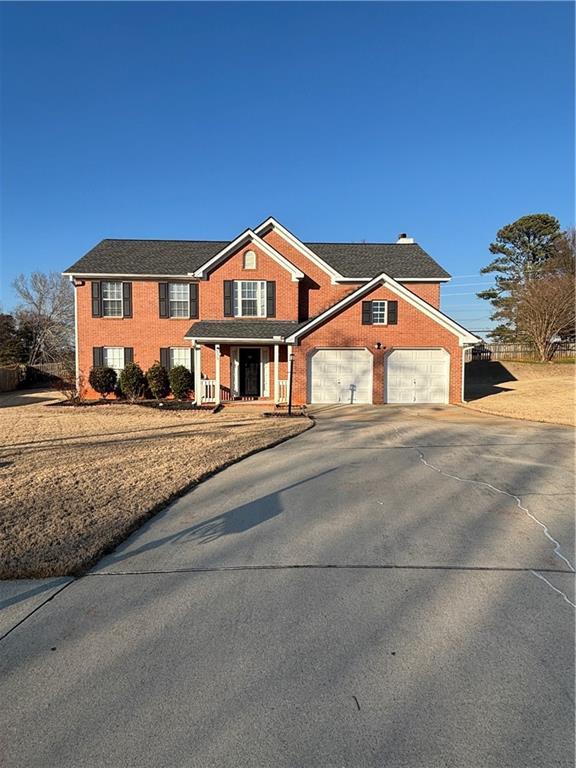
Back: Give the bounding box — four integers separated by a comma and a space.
306, 242, 451, 279
185, 320, 304, 340
64, 238, 450, 279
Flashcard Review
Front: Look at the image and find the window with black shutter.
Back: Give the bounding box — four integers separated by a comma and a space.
91, 282, 102, 317
362, 301, 373, 325
189, 283, 199, 319
266, 281, 276, 318
93, 347, 104, 367
223, 281, 233, 317
122, 283, 132, 318
159, 283, 169, 318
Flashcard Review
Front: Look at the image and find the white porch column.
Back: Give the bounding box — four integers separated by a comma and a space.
273, 344, 279, 404
194, 344, 202, 404
287, 344, 293, 406
215, 344, 221, 405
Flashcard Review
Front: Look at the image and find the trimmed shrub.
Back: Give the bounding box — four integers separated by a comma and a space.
118, 362, 147, 401
88, 366, 117, 398
146, 361, 170, 399
169, 365, 194, 400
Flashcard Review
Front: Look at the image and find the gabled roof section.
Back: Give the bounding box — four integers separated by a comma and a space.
192, 229, 304, 282
254, 217, 342, 282
63, 220, 451, 281
254, 216, 451, 282
285, 272, 479, 346
305, 242, 451, 281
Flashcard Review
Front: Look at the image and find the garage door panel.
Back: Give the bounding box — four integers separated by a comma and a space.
387, 349, 449, 404
310, 349, 373, 404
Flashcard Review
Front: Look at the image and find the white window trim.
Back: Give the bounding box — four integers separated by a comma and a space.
243, 250, 257, 270
103, 346, 125, 374
371, 300, 388, 325
168, 283, 190, 318
169, 347, 193, 371
102, 281, 123, 317
234, 280, 267, 318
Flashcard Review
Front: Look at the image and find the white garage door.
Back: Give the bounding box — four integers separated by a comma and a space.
387, 348, 449, 404
310, 348, 373, 404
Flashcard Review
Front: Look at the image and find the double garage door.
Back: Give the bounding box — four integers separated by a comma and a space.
309, 348, 449, 404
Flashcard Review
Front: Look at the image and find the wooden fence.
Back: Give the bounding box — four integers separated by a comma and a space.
465, 342, 576, 363
0, 366, 25, 392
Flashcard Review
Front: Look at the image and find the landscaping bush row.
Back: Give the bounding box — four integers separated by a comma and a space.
88, 362, 194, 401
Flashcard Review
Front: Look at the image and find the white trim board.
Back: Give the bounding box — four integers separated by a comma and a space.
254, 217, 343, 282
285, 271, 480, 346
62, 272, 200, 280
192, 229, 304, 282
185, 336, 289, 345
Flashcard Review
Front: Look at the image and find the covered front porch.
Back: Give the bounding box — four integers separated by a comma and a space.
192, 341, 293, 405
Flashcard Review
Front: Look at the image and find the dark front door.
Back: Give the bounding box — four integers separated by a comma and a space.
239, 348, 261, 397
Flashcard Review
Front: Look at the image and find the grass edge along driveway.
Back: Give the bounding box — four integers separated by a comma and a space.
0, 395, 311, 579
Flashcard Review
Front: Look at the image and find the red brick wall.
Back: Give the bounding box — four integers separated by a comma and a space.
261, 230, 357, 319
198, 241, 299, 320
291, 283, 463, 405
75, 231, 449, 399
405, 282, 441, 308
76, 279, 198, 396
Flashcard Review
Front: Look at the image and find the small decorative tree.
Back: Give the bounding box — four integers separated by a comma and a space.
88, 366, 117, 399
118, 362, 147, 401
169, 365, 194, 401
146, 361, 170, 399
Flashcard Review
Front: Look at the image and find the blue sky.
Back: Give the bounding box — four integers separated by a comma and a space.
1, 1, 573, 331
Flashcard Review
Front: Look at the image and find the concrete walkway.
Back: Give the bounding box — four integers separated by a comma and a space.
1, 406, 574, 767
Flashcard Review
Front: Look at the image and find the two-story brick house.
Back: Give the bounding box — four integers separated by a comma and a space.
63, 217, 478, 405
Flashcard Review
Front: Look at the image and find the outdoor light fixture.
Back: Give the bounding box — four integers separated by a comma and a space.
375, 342, 382, 350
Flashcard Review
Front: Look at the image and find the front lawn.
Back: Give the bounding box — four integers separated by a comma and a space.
465, 361, 574, 426
0, 392, 310, 579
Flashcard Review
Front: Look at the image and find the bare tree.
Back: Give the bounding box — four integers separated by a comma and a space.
12, 272, 74, 365
512, 230, 576, 361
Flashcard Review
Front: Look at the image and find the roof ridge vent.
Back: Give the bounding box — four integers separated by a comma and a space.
396, 233, 415, 244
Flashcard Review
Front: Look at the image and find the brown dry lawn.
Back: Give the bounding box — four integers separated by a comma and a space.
465, 361, 575, 426
0, 392, 311, 579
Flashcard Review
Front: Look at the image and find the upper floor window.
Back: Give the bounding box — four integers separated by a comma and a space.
102, 282, 123, 317
158, 282, 198, 319
92, 281, 132, 318
243, 250, 257, 270
371, 300, 388, 325
168, 283, 190, 317
362, 299, 398, 326
234, 280, 266, 317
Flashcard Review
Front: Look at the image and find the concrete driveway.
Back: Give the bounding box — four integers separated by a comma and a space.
1, 406, 574, 767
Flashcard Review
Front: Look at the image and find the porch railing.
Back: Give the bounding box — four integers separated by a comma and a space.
278, 379, 289, 403
200, 379, 290, 404
201, 379, 217, 402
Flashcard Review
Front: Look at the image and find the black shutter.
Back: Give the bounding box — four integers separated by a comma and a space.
189, 283, 199, 319
387, 300, 398, 325
266, 281, 276, 318
223, 280, 233, 317
159, 282, 169, 318
160, 348, 170, 370
124, 347, 133, 365
91, 281, 102, 317
122, 282, 132, 318
362, 301, 373, 325
93, 347, 104, 367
